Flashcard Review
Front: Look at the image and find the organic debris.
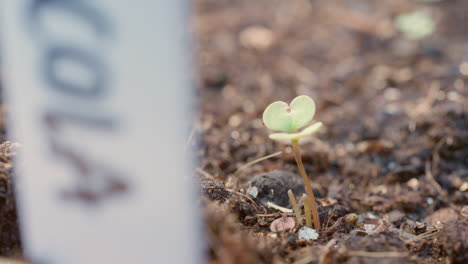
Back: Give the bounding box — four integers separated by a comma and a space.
270, 215, 295, 232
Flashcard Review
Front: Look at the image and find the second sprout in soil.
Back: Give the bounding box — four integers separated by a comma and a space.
262, 95, 323, 230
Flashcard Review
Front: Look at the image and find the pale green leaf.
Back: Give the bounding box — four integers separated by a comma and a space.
289, 95, 316, 132
269, 122, 323, 142
262, 101, 292, 132
262, 95, 316, 133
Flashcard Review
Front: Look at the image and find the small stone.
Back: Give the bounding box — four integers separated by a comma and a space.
239, 26, 274, 50
344, 213, 359, 226
460, 182, 468, 192
268, 233, 278, 239
364, 224, 376, 233
365, 212, 379, 219
270, 216, 295, 232
248, 186, 258, 198
246, 170, 305, 207
407, 178, 419, 190
426, 197, 434, 205
298, 227, 319, 240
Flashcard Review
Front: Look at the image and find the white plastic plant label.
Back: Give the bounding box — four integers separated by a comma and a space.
1, 1, 199, 263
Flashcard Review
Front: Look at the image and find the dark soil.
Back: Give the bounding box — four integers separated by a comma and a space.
195, 0, 468, 263
246, 171, 305, 207
0, 0, 467, 263
0, 142, 21, 257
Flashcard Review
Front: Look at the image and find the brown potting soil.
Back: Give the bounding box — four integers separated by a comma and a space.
195, 0, 467, 263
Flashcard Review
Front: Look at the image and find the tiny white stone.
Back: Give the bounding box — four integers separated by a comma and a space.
364, 212, 378, 219
427, 197, 434, 205
298, 227, 319, 240
248, 186, 258, 198
364, 224, 376, 233
407, 178, 419, 190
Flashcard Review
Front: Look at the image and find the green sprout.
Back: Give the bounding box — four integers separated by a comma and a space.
394, 10, 436, 40
263, 95, 322, 229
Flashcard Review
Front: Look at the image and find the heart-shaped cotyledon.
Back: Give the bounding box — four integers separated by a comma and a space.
263, 95, 316, 133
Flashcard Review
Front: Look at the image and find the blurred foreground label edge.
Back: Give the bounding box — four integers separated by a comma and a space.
1, 1, 200, 263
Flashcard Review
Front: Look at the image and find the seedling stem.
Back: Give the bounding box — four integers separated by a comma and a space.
293, 139, 321, 229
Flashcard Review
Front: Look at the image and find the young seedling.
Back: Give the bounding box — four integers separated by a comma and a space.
263, 95, 322, 229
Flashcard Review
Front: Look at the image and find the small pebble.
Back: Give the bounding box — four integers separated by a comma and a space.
364, 224, 376, 233
246, 170, 304, 207
248, 186, 258, 198
344, 213, 359, 226
459, 182, 468, 192
298, 227, 319, 240
426, 197, 434, 205
407, 178, 419, 190
239, 26, 274, 50
387, 162, 397, 170
365, 212, 379, 219
270, 216, 295, 232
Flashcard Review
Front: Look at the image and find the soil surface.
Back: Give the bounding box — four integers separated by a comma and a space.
0, 0, 467, 263
194, 0, 467, 263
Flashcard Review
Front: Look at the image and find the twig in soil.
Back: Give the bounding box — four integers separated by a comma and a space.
195, 167, 216, 179
303, 194, 313, 228
431, 138, 444, 173
228, 189, 261, 211
288, 189, 303, 225
234, 151, 282, 174
425, 161, 458, 210
346, 251, 408, 258
267, 201, 293, 213
325, 214, 358, 236
405, 229, 439, 243
388, 227, 416, 240
324, 207, 336, 230
255, 212, 294, 217
426, 160, 445, 196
